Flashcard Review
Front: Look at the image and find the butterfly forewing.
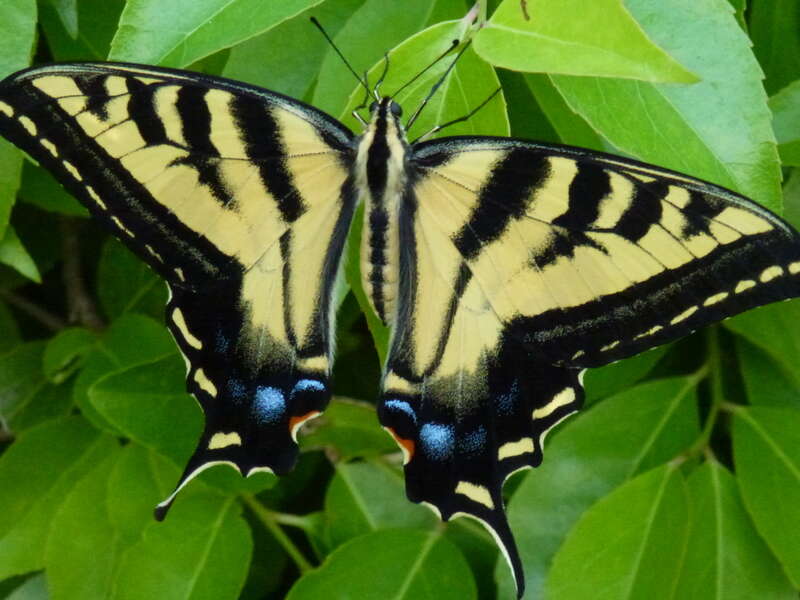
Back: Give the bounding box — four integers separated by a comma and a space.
0, 63, 357, 514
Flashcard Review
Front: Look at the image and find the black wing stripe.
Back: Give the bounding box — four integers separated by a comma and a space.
126, 77, 168, 146
231, 95, 305, 222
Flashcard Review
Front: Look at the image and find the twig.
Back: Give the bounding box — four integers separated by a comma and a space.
240, 494, 314, 574
60, 217, 105, 331
0, 289, 66, 331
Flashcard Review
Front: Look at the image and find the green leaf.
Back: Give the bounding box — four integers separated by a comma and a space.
311, 0, 449, 115
323, 461, 437, 550
769, 80, 800, 167
110, 497, 252, 600
287, 529, 477, 600
97, 239, 167, 321
109, 0, 322, 68
735, 337, 800, 409
42, 327, 98, 383
38, 0, 125, 61
17, 161, 88, 217
584, 344, 668, 402
674, 462, 795, 600
0, 342, 46, 425
725, 299, 800, 381
748, 0, 800, 95
474, 0, 697, 83
0, 0, 37, 240
45, 0, 78, 38
300, 397, 396, 460
551, 0, 782, 212
732, 405, 800, 586
501, 376, 700, 600
0, 417, 116, 579
0, 226, 40, 283
545, 465, 689, 600
0, 300, 21, 353
223, 0, 365, 101
72, 314, 176, 433
5, 573, 47, 600
89, 354, 201, 463
522, 74, 605, 150
45, 448, 126, 600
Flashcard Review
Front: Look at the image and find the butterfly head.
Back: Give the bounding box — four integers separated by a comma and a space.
368, 97, 403, 118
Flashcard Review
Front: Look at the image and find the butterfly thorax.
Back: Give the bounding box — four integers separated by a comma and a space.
354, 97, 408, 325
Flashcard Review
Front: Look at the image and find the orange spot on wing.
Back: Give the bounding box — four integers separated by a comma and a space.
385, 427, 415, 463
289, 411, 320, 437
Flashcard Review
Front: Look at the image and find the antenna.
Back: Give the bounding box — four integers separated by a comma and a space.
406, 41, 471, 131
310, 17, 370, 96
391, 39, 459, 99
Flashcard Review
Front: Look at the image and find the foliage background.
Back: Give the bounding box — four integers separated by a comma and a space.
0, 0, 799, 598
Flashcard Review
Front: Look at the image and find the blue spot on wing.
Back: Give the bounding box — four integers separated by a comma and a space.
227, 379, 246, 402
292, 379, 326, 395
384, 399, 417, 423
458, 426, 487, 454
497, 380, 519, 416
420, 423, 454, 461
254, 386, 285, 423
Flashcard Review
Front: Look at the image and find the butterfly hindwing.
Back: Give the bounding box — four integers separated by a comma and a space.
377, 136, 800, 593
0, 63, 357, 514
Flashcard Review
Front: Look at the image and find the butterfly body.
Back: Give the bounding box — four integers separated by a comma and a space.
2, 61, 800, 597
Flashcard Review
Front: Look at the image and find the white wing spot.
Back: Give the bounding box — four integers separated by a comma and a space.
172, 307, 203, 349
0, 101, 13, 118
194, 368, 217, 397
735, 279, 756, 293
497, 438, 534, 460
18, 115, 37, 136
600, 340, 620, 352
703, 292, 728, 306
208, 432, 241, 449
62, 160, 82, 181
85, 185, 106, 209
533, 387, 576, 419
635, 325, 663, 340
759, 265, 783, 283
789, 261, 800, 275
111, 216, 135, 238
41, 138, 58, 157
670, 306, 698, 325
455, 481, 494, 509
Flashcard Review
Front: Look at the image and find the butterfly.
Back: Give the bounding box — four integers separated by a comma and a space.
1, 49, 799, 597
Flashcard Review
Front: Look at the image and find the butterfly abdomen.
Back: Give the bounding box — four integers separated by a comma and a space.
355, 98, 409, 325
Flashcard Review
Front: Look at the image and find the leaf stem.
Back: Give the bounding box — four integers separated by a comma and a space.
240, 494, 313, 574
681, 328, 725, 460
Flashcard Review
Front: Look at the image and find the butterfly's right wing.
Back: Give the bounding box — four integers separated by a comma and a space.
0, 63, 357, 514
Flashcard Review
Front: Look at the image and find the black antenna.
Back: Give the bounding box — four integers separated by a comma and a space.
374, 53, 390, 98
412, 87, 502, 143
310, 17, 370, 96
406, 41, 471, 131
392, 39, 459, 99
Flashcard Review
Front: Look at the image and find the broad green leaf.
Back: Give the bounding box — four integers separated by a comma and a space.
474, 0, 697, 83
45, 448, 126, 600
97, 239, 167, 321
732, 406, 800, 586
38, 0, 125, 61
45, 0, 78, 38
110, 497, 252, 600
17, 161, 87, 217
287, 529, 477, 600
546, 465, 689, 600
769, 80, 800, 167
0, 226, 40, 283
339, 20, 509, 139
500, 376, 700, 599
0, 417, 116, 578
735, 337, 800, 409
72, 314, 176, 433
495, 71, 560, 144
522, 74, 605, 151
223, 0, 366, 101
324, 461, 437, 550
584, 344, 668, 402
90, 354, 200, 463
551, 0, 782, 212
42, 327, 98, 383
6, 573, 47, 600
300, 396, 396, 459
312, 0, 451, 115
674, 462, 795, 600
442, 519, 499, 600
0, 342, 46, 425
725, 299, 800, 381
109, 0, 321, 68
749, 0, 800, 95
0, 0, 37, 240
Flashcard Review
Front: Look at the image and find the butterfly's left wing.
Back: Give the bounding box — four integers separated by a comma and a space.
0, 63, 357, 515
379, 136, 800, 595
